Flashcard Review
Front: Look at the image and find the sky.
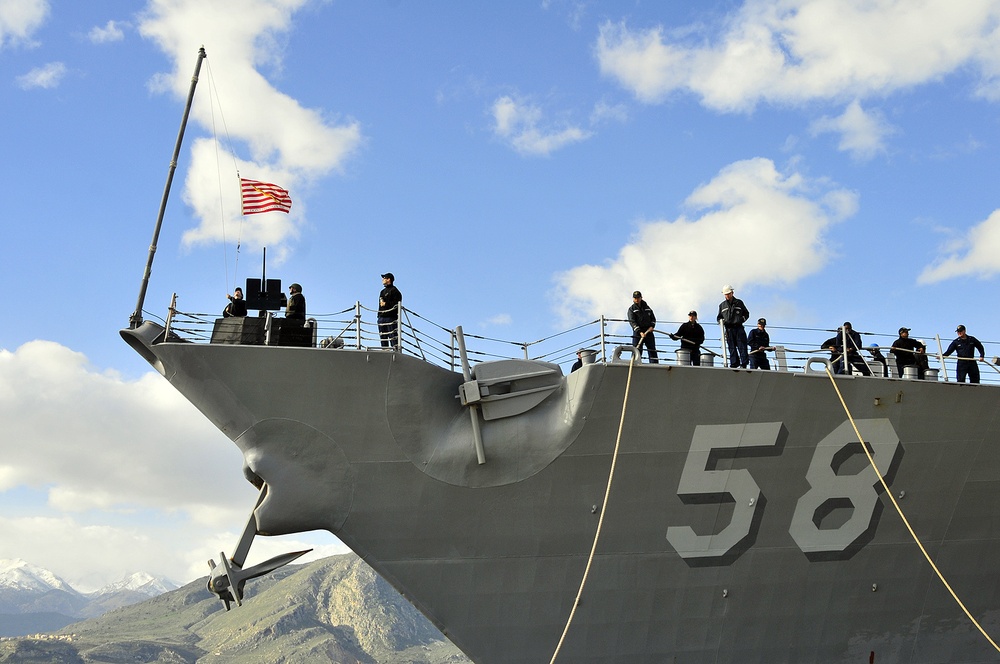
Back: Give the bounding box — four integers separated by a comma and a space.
3, 0, 1000, 590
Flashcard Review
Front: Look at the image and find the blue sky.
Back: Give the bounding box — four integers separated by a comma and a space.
3, 0, 1000, 588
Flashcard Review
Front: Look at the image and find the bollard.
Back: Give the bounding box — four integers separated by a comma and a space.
675, 349, 692, 365
700, 353, 714, 367
903, 366, 918, 380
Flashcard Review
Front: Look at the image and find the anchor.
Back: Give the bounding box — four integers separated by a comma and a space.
454, 326, 563, 465
206, 485, 312, 609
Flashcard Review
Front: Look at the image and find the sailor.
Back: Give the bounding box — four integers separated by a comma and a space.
747, 318, 772, 370
285, 283, 306, 321
378, 273, 403, 349
224, 287, 247, 317
670, 311, 705, 366
840, 322, 871, 376
868, 343, 889, 377
717, 285, 749, 368
571, 349, 585, 372
891, 327, 925, 378
627, 291, 658, 364
914, 343, 930, 379
821, 328, 844, 374
943, 325, 985, 383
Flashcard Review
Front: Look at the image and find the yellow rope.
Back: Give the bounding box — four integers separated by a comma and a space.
549, 343, 640, 663
823, 366, 1000, 652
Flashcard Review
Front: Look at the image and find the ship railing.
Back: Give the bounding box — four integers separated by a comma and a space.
154, 300, 1000, 385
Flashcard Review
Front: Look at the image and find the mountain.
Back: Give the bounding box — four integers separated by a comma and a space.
79, 571, 180, 619
0, 553, 470, 663
0, 560, 89, 636
0, 560, 75, 595
95, 571, 178, 597
0, 560, 177, 637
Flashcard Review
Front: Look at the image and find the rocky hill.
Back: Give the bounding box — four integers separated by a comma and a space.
0, 554, 471, 663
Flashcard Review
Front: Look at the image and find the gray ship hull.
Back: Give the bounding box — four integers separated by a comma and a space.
123, 325, 1000, 663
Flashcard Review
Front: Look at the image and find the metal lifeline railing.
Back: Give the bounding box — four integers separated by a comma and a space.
152, 299, 1000, 386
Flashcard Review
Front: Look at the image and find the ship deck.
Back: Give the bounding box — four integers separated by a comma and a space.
151, 299, 1000, 386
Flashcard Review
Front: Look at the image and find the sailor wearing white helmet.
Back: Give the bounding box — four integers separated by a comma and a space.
717, 285, 750, 368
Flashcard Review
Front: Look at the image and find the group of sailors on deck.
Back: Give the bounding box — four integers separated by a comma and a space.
623, 284, 770, 371
224, 273, 404, 349
227, 276, 987, 383
619, 285, 988, 384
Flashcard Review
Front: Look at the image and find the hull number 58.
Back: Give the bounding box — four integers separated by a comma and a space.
665, 419, 903, 564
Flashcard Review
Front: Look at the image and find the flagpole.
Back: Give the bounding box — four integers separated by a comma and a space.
129, 46, 207, 328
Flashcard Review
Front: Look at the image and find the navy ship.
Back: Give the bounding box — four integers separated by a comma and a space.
122, 49, 1000, 663
122, 302, 1000, 663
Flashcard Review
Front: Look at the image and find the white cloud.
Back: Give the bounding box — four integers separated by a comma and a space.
88, 19, 125, 44
0, 340, 351, 588
16, 61, 65, 89
491, 95, 592, 156
0, 516, 187, 591
918, 209, 1000, 283
0, 0, 48, 49
138, 0, 363, 255
590, 98, 629, 125
484, 314, 512, 326
596, 1, 1000, 112
810, 99, 896, 160
0, 341, 247, 514
545, 0, 590, 32
554, 157, 858, 323
180, 138, 299, 258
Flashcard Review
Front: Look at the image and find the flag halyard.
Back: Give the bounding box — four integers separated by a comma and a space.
240, 178, 292, 215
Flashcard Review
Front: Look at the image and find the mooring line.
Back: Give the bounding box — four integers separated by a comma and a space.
549, 343, 641, 664
823, 366, 1000, 653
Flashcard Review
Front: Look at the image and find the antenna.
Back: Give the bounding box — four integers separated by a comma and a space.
129, 47, 207, 328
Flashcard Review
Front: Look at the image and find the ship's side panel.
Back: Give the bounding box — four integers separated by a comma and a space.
363, 364, 1000, 663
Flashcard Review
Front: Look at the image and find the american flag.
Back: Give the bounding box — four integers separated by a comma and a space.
240, 178, 292, 215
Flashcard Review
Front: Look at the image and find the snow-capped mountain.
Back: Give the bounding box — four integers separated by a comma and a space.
0, 559, 76, 594
92, 571, 178, 597
0, 559, 178, 637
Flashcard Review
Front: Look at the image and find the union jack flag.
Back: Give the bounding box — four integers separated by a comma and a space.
240, 178, 292, 215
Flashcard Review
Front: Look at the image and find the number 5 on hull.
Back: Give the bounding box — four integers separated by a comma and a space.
666, 422, 788, 565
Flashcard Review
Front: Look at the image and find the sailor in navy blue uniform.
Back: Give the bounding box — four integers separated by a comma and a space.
224, 287, 247, 317
670, 311, 704, 366
627, 291, 658, 364
821, 328, 845, 373
943, 324, 985, 383
868, 343, 889, 377
378, 273, 403, 349
840, 322, 871, 376
747, 318, 771, 370
892, 327, 925, 378
717, 285, 749, 368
